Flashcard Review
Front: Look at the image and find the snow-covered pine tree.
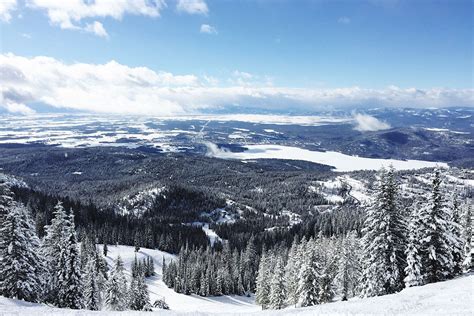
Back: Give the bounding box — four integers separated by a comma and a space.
242, 236, 258, 293
103, 243, 108, 257
462, 203, 473, 272
131, 254, 139, 278
147, 256, 155, 277
418, 169, 455, 283
360, 167, 406, 297
57, 212, 83, 309
404, 201, 424, 287
105, 256, 128, 311
269, 257, 286, 309
129, 273, 151, 311
284, 236, 301, 307
42, 201, 68, 303
297, 238, 320, 307
0, 202, 45, 302
448, 192, 464, 276
336, 232, 361, 300
0, 182, 14, 248
255, 251, 271, 309
83, 256, 101, 310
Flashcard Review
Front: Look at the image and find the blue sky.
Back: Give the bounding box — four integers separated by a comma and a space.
0, 0, 472, 115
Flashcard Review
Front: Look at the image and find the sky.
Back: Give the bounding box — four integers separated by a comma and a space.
0, 0, 473, 115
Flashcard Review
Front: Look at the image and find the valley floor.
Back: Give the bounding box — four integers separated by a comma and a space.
0, 245, 472, 315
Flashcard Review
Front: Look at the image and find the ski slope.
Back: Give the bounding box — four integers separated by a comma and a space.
0, 245, 472, 315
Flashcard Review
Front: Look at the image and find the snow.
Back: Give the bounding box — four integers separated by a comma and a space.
187, 222, 223, 246
208, 144, 447, 172
91, 245, 260, 314
1, 269, 472, 315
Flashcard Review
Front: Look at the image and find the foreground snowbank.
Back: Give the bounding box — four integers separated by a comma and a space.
1, 245, 471, 315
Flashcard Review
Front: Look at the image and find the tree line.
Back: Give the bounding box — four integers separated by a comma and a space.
163, 168, 473, 310
0, 183, 162, 311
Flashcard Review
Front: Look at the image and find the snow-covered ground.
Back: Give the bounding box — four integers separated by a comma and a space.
99, 245, 259, 314
207, 144, 448, 172
1, 267, 472, 315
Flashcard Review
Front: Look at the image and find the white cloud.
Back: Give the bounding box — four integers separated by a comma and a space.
353, 113, 391, 131
85, 21, 108, 38
200, 24, 217, 34
338, 16, 351, 24
0, 0, 17, 22
177, 0, 208, 15
26, 0, 165, 36
0, 53, 472, 115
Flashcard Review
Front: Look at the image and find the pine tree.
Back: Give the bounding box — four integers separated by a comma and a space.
404, 202, 424, 287
285, 237, 300, 307
336, 232, 361, 300
242, 236, 258, 292
0, 182, 14, 252
360, 167, 406, 297
0, 202, 45, 302
418, 169, 455, 283
84, 256, 101, 310
448, 193, 464, 276
462, 204, 473, 273
297, 240, 320, 307
255, 251, 271, 309
131, 254, 139, 278
42, 201, 68, 302
269, 258, 286, 309
57, 212, 83, 309
129, 273, 151, 311
105, 256, 128, 311
103, 243, 108, 257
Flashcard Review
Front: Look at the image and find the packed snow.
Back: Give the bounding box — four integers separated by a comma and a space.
207, 144, 448, 172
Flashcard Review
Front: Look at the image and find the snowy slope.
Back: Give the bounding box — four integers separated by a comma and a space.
100, 245, 259, 314
1, 245, 472, 315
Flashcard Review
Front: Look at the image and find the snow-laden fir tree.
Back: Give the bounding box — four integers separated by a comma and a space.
360, 167, 406, 297
56, 212, 83, 309
318, 237, 338, 304
0, 181, 14, 247
418, 169, 455, 283
335, 232, 361, 300
297, 238, 320, 307
42, 201, 68, 302
83, 256, 101, 310
285, 237, 301, 307
129, 273, 151, 311
0, 202, 45, 302
404, 201, 424, 287
462, 203, 472, 272
448, 192, 464, 276
269, 257, 286, 309
105, 256, 128, 311
255, 250, 271, 309
241, 236, 258, 293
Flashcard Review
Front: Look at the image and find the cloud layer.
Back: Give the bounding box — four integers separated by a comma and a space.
0, 53, 472, 115
353, 114, 391, 131
0, 0, 16, 22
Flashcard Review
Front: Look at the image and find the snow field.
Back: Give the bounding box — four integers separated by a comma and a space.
207, 144, 448, 172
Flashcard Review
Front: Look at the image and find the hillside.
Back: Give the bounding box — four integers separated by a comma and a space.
0, 245, 472, 316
